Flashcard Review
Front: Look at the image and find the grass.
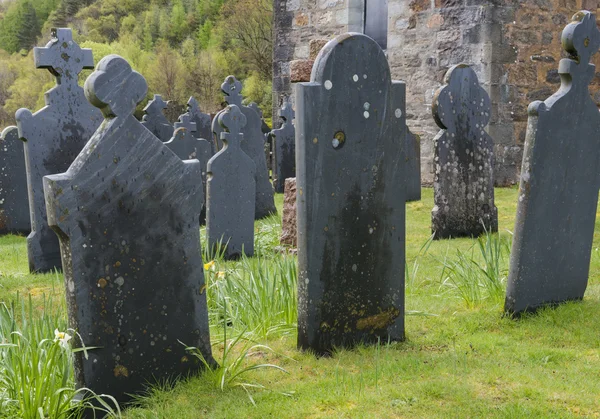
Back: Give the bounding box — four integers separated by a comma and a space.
2, 188, 600, 417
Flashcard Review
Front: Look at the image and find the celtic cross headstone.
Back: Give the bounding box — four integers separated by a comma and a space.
141, 94, 174, 142
271, 101, 296, 193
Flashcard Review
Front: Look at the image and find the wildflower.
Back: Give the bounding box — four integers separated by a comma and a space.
204, 260, 215, 271
217, 271, 226, 279
54, 329, 72, 349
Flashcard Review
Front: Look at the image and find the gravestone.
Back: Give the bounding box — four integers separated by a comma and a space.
405, 127, 421, 202
271, 102, 296, 194
212, 76, 276, 219
141, 94, 174, 142
206, 105, 256, 259
0, 126, 30, 235
15, 28, 103, 273
505, 11, 600, 315
249, 102, 273, 175
431, 63, 497, 239
296, 33, 406, 355
43, 55, 214, 404
187, 96, 214, 153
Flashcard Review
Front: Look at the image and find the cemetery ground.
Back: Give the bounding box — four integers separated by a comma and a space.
1, 188, 600, 418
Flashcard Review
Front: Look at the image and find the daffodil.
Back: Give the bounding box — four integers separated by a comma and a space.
217, 271, 226, 279
204, 260, 215, 271
54, 329, 72, 349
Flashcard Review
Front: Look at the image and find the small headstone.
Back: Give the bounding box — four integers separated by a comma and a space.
279, 177, 297, 248
505, 11, 600, 315
405, 128, 421, 202
296, 33, 406, 355
206, 105, 256, 259
431, 63, 497, 239
0, 126, 30, 235
43, 55, 214, 404
212, 76, 276, 219
249, 102, 273, 175
271, 101, 296, 194
141, 94, 174, 142
15, 28, 103, 272
187, 96, 213, 152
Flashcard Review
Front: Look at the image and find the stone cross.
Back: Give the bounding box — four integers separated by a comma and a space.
296, 33, 406, 355
187, 96, 214, 153
141, 94, 174, 142
505, 11, 600, 315
271, 101, 296, 193
431, 64, 497, 239
405, 127, 421, 202
212, 76, 276, 219
15, 27, 103, 273
206, 104, 256, 259
43, 54, 214, 404
0, 126, 30, 235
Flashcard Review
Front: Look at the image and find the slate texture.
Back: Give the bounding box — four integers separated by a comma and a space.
0, 126, 30, 235
271, 102, 296, 194
505, 11, 600, 315
405, 127, 421, 202
43, 55, 214, 404
15, 28, 103, 272
431, 64, 497, 239
187, 96, 214, 153
296, 33, 406, 355
141, 94, 174, 142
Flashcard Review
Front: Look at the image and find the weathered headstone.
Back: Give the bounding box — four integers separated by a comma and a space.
43, 55, 214, 404
505, 11, 600, 315
207, 105, 256, 259
15, 28, 103, 272
187, 96, 213, 153
279, 177, 297, 248
212, 76, 276, 219
296, 33, 406, 355
142, 94, 174, 142
0, 126, 30, 235
271, 102, 296, 194
249, 102, 273, 175
405, 127, 421, 202
431, 63, 497, 239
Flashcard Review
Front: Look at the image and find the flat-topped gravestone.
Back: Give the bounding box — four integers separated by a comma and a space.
296, 33, 406, 355
141, 94, 174, 142
405, 127, 421, 202
207, 104, 256, 259
505, 11, 600, 315
16, 28, 103, 272
187, 96, 214, 153
43, 55, 214, 405
271, 101, 296, 194
0, 126, 30, 235
212, 76, 276, 219
431, 63, 497, 239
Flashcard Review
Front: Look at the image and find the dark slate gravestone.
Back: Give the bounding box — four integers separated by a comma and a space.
296, 33, 406, 355
15, 28, 103, 272
187, 96, 214, 153
206, 105, 256, 259
43, 55, 214, 405
141, 94, 174, 142
0, 126, 30, 235
212, 76, 276, 219
405, 127, 421, 202
505, 11, 600, 316
249, 102, 273, 175
430, 64, 497, 239
271, 101, 296, 194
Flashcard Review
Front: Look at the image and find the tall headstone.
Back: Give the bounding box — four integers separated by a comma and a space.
212, 76, 276, 219
405, 127, 421, 202
142, 94, 174, 142
296, 33, 406, 355
187, 96, 214, 153
206, 105, 256, 259
431, 64, 497, 239
15, 28, 103, 272
271, 101, 296, 194
0, 126, 30, 235
505, 11, 600, 315
43, 55, 214, 404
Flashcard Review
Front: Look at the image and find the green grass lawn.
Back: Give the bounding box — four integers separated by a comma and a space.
2, 188, 600, 418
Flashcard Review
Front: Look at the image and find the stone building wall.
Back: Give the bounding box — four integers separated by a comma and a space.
273, 0, 600, 185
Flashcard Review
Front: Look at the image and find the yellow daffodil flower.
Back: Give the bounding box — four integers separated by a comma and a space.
204, 260, 215, 271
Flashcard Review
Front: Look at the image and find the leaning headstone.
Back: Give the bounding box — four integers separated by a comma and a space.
279, 177, 297, 248
141, 94, 174, 142
187, 96, 214, 153
271, 101, 296, 193
505, 11, 600, 315
207, 105, 256, 259
212, 76, 276, 219
431, 63, 497, 239
405, 127, 421, 202
0, 126, 30, 235
296, 33, 406, 355
43, 55, 214, 404
15, 28, 103, 272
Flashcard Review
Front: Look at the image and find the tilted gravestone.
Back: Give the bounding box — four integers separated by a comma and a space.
431, 64, 497, 239
0, 126, 30, 235
43, 55, 214, 404
15, 28, 103, 272
296, 33, 406, 355
141, 94, 174, 142
206, 105, 256, 259
212, 76, 276, 219
505, 11, 600, 315
405, 127, 421, 202
271, 101, 296, 194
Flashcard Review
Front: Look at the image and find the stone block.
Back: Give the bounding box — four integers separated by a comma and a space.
279, 177, 297, 247
290, 59, 314, 82
309, 39, 329, 60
